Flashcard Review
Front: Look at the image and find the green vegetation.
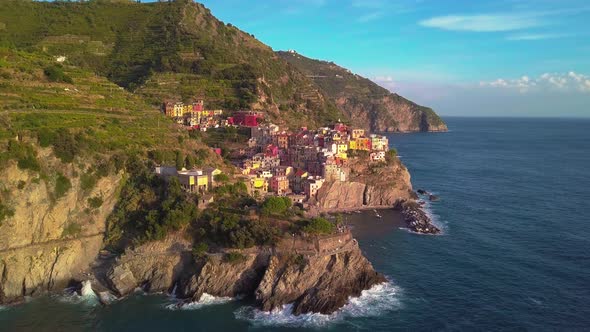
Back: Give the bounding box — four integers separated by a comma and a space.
192, 242, 208, 259
213, 173, 229, 183
385, 149, 398, 164
0, 201, 15, 226
88, 196, 104, 209
54, 173, 72, 200
0, 0, 346, 128
278, 51, 447, 131
44, 65, 73, 84
297, 217, 335, 235
80, 172, 97, 191
260, 196, 292, 216
1, 140, 40, 172
200, 208, 279, 249
105, 159, 199, 248
62, 222, 82, 238
223, 252, 247, 264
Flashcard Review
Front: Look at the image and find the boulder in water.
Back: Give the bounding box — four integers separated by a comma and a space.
429, 194, 440, 202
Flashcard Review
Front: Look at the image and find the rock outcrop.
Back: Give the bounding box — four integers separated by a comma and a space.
256, 241, 386, 314
394, 200, 441, 235
106, 235, 193, 296
103, 232, 385, 315
312, 157, 414, 211
278, 51, 448, 133
0, 154, 122, 304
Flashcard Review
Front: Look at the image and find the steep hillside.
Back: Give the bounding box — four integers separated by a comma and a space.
0, 48, 224, 303
0, 0, 341, 128
278, 51, 447, 132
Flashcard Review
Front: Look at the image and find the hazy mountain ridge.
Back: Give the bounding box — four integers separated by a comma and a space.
278, 51, 447, 132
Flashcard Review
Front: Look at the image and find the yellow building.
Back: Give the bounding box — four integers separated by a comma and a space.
351, 129, 365, 139
196, 174, 209, 191
348, 140, 357, 150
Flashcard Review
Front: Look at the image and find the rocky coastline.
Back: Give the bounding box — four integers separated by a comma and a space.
99, 232, 385, 315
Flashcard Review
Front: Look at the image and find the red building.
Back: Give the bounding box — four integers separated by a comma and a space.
333, 123, 348, 133
233, 111, 263, 127
193, 100, 204, 112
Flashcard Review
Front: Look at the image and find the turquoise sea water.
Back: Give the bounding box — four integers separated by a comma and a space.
1, 117, 589, 331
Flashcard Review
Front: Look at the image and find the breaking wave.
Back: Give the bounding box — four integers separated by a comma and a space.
57, 280, 99, 306
234, 281, 401, 328
165, 293, 233, 310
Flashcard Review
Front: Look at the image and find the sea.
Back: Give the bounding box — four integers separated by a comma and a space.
1, 117, 589, 331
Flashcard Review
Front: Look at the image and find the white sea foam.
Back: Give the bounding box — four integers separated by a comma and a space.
165, 293, 233, 310
57, 280, 99, 305
234, 281, 401, 328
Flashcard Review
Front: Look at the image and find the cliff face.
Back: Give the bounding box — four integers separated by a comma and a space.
335, 95, 449, 133
104, 233, 385, 315
278, 51, 448, 133
313, 157, 414, 211
0, 154, 122, 304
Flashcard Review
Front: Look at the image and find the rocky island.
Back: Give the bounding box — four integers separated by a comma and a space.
0, 0, 443, 315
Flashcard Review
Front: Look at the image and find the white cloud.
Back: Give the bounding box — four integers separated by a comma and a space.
357, 12, 383, 23
506, 32, 569, 41
480, 71, 590, 93
419, 5, 590, 33
419, 13, 541, 32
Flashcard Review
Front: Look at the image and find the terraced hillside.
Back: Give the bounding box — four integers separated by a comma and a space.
0, 0, 341, 129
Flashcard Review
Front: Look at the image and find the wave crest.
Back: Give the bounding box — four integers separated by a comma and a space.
165, 293, 233, 310
235, 281, 401, 328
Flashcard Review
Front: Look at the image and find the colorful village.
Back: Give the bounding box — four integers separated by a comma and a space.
157, 100, 390, 209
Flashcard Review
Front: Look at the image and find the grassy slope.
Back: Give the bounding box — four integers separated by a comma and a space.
0, 0, 342, 128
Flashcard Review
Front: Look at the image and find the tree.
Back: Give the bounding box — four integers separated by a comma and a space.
175, 150, 184, 170
260, 196, 291, 216
185, 155, 196, 169
385, 149, 397, 164
299, 217, 335, 235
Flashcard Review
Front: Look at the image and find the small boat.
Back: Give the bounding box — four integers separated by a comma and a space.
354, 210, 361, 214
375, 213, 382, 218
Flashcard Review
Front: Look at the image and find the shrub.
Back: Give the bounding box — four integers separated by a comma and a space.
54, 173, 72, 200
223, 252, 246, 264
299, 217, 335, 235
192, 242, 208, 259
385, 149, 397, 164
175, 150, 184, 170
37, 128, 55, 147
17, 180, 26, 189
43, 65, 73, 84
260, 196, 292, 216
0, 201, 15, 226
80, 172, 97, 191
88, 196, 103, 209
52, 129, 80, 163
62, 222, 82, 238
213, 173, 229, 183
17, 155, 40, 172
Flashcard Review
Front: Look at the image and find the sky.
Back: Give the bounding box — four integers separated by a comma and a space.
152, 0, 590, 117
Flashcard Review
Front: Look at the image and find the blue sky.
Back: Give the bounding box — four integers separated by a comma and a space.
152, 0, 590, 117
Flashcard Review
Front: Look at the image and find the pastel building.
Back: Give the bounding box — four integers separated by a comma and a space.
304, 177, 325, 199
